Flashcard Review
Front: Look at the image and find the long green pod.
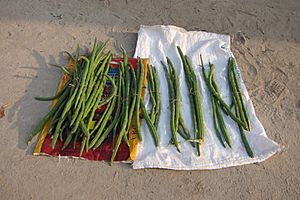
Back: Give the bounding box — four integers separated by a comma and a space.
201, 59, 225, 147
74, 56, 90, 108
94, 40, 109, 64
209, 68, 232, 147
215, 99, 231, 147
177, 47, 198, 142
237, 118, 254, 158
84, 59, 98, 103
121, 60, 131, 144
140, 101, 159, 146
118, 62, 126, 127
112, 65, 125, 147
91, 55, 112, 101
147, 65, 156, 122
224, 61, 247, 132
207, 64, 229, 145
89, 40, 105, 71
230, 58, 251, 131
231, 85, 254, 158
83, 50, 97, 110
167, 57, 180, 133
83, 58, 111, 119
184, 55, 203, 156
152, 67, 161, 129
185, 56, 204, 138
161, 61, 180, 152
90, 38, 99, 61
126, 64, 137, 132
135, 58, 144, 141
86, 53, 112, 101
227, 62, 254, 157
83, 77, 101, 118
212, 96, 226, 147
95, 53, 112, 79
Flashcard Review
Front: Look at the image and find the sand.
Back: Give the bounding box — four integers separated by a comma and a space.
0, 0, 299, 199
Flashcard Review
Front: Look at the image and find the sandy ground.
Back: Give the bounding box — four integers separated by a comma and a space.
0, 0, 299, 199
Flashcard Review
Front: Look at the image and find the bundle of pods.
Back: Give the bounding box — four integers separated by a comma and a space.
200, 55, 253, 157
161, 57, 194, 153
161, 47, 253, 157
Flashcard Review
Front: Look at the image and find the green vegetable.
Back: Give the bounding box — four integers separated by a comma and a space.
111, 61, 130, 162
73, 55, 90, 109
228, 58, 253, 157
147, 65, 156, 122
201, 57, 248, 130
152, 67, 161, 129
161, 60, 180, 152
230, 59, 251, 131
208, 64, 232, 147
185, 55, 204, 155
177, 47, 204, 156
167, 57, 180, 134
126, 64, 137, 132
135, 58, 144, 141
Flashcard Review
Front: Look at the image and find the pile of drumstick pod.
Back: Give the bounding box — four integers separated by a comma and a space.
29, 39, 159, 162
29, 39, 254, 163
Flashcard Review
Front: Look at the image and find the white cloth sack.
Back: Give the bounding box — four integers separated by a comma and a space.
133, 25, 280, 170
